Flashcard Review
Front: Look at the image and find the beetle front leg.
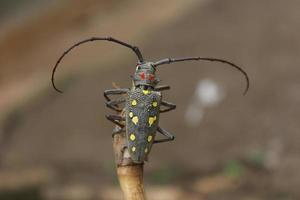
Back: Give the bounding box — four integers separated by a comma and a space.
154, 85, 170, 91
104, 88, 129, 102
153, 127, 175, 144
160, 100, 176, 113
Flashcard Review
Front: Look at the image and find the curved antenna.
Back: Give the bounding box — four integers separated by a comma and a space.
51, 37, 144, 93
154, 57, 250, 95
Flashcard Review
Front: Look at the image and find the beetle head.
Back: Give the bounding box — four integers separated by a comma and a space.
133, 62, 158, 88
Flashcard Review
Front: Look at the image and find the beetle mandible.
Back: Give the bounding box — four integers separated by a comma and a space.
51, 37, 249, 163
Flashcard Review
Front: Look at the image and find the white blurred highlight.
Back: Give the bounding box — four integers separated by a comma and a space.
184, 79, 225, 127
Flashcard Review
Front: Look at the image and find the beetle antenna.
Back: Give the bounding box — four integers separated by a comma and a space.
51, 37, 144, 93
154, 57, 250, 95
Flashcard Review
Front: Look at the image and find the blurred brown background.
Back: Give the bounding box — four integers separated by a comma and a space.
0, 0, 299, 199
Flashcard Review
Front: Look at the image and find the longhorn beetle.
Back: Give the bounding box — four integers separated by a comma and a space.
51, 37, 249, 163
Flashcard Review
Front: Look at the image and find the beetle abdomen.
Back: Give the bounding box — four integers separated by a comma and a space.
125, 88, 161, 163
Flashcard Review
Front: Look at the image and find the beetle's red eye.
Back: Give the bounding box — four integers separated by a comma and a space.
149, 74, 155, 81
139, 72, 145, 80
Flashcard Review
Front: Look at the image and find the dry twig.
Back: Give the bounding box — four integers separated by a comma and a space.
112, 117, 146, 200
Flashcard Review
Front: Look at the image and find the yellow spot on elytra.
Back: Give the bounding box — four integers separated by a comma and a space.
145, 148, 148, 153
132, 116, 139, 125
129, 112, 133, 118
143, 90, 151, 95
148, 116, 157, 127
131, 100, 137, 106
147, 135, 153, 142
131, 146, 136, 152
130, 134, 136, 141
152, 101, 158, 107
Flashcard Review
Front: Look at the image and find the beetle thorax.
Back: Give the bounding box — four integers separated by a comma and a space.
133, 62, 158, 88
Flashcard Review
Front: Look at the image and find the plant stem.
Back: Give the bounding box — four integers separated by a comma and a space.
113, 126, 146, 200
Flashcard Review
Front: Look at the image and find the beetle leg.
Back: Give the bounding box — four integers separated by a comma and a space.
112, 125, 125, 137
154, 126, 175, 144
160, 100, 176, 113
106, 98, 126, 112
104, 88, 128, 102
154, 85, 170, 91
105, 114, 125, 128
